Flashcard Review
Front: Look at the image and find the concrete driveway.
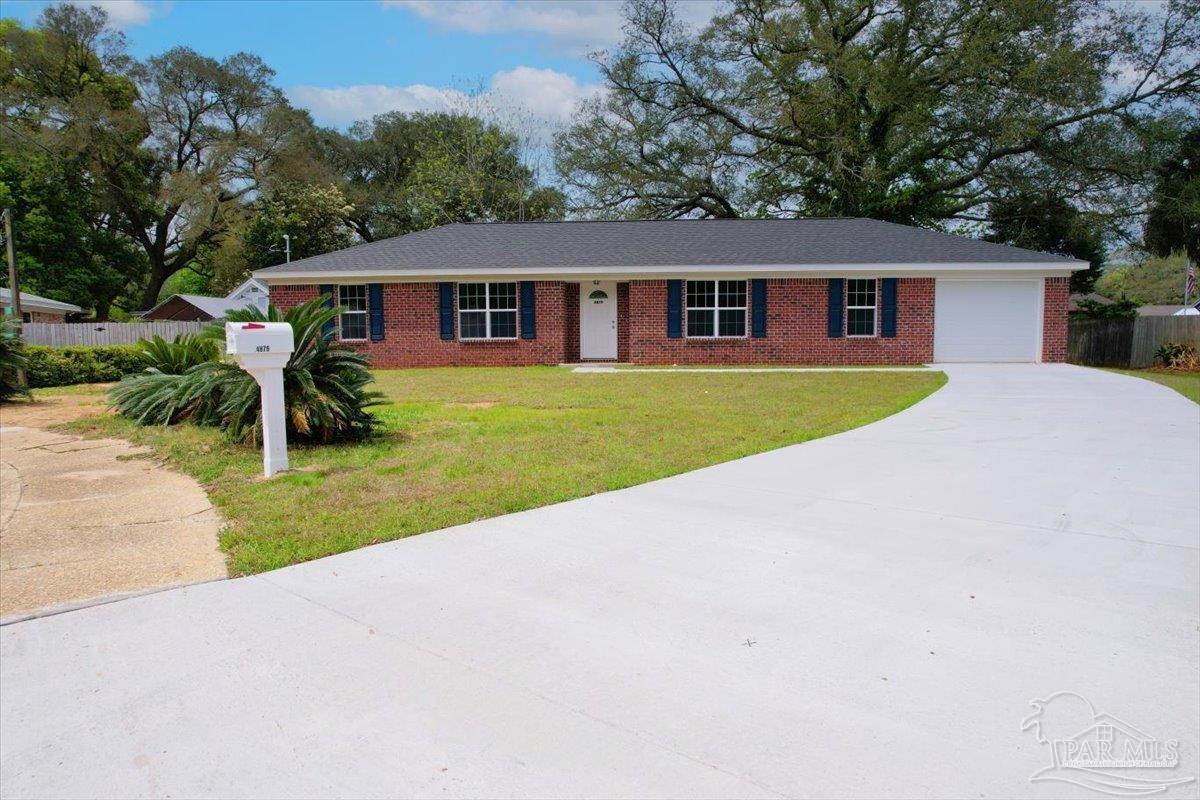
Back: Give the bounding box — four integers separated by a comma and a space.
0, 398, 226, 620
1, 365, 1197, 799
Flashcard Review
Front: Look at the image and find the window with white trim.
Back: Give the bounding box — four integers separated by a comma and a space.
686, 280, 747, 337
845, 278, 877, 337
338, 285, 368, 340
458, 282, 517, 339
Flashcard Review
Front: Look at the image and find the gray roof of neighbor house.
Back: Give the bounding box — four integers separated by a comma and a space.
177, 294, 257, 318
141, 279, 270, 320
1068, 292, 1113, 312
1138, 303, 1200, 316
0, 287, 82, 314
254, 219, 1087, 279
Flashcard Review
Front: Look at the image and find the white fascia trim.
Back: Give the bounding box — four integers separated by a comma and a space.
257, 262, 1084, 284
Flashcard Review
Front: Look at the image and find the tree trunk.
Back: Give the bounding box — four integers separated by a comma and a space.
139, 258, 169, 312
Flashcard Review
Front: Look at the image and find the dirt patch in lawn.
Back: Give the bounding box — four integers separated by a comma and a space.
1, 386, 112, 427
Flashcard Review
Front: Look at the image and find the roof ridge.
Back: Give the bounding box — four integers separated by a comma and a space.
463, 217, 865, 225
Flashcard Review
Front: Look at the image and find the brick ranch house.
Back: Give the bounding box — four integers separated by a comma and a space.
1, 287, 82, 323
255, 219, 1085, 367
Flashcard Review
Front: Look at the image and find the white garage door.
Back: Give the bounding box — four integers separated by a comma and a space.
934, 279, 1041, 362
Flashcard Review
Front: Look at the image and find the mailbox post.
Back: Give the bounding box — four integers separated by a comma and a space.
225, 322, 294, 477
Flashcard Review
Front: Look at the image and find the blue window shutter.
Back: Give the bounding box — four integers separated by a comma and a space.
667, 280, 682, 338
880, 278, 897, 338
751, 279, 767, 338
827, 278, 844, 338
520, 281, 536, 339
368, 283, 384, 341
438, 282, 455, 340
319, 284, 335, 336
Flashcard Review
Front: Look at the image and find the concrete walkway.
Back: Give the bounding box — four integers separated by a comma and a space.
572, 365, 933, 373
0, 402, 226, 620
1, 365, 1197, 798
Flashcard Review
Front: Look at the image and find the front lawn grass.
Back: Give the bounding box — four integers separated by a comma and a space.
62, 366, 945, 575
1102, 368, 1200, 404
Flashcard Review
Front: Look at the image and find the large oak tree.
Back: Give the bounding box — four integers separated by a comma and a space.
319, 111, 565, 243
555, 0, 1199, 235
2, 5, 302, 312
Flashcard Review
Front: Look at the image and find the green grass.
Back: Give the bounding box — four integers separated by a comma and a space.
1103, 368, 1200, 403
60, 366, 945, 575
608, 363, 929, 370
30, 382, 115, 397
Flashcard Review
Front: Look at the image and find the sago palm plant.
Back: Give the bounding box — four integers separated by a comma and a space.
211, 299, 382, 443
108, 333, 226, 425
0, 317, 29, 402
111, 298, 381, 443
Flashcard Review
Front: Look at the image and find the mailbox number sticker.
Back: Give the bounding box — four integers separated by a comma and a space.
255, 345, 271, 352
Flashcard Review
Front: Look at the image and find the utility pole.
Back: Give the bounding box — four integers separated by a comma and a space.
2, 207, 26, 388
3, 208, 20, 321
283, 233, 291, 263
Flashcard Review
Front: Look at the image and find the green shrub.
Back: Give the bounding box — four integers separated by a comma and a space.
110, 299, 380, 443
108, 333, 227, 425
1, 318, 29, 401
138, 334, 221, 375
23, 344, 145, 388
1071, 297, 1141, 319
1154, 341, 1199, 370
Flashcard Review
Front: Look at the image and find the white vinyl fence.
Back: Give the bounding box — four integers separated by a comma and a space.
21, 321, 210, 347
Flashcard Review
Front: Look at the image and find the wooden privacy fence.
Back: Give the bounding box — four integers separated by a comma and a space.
21, 321, 209, 347
1069, 315, 1200, 368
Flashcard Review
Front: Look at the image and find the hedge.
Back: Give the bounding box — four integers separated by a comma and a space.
24, 345, 147, 388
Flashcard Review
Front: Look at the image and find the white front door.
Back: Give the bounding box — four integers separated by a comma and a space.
580, 281, 618, 360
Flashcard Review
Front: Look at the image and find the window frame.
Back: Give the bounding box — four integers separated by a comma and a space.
337, 284, 369, 342
457, 281, 519, 341
845, 278, 879, 338
685, 279, 748, 339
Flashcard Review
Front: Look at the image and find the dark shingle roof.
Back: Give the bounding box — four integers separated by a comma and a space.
256, 219, 1083, 277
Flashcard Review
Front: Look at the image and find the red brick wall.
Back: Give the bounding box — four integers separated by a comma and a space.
564, 283, 580, 363
24, 311, 66, 323
273, 275, 1067, 367
617, 282, 630, 362
1042, 276, 1069, 363
627, 278, 935, 365
270, 282, 572, 367
267, 284, 319, 310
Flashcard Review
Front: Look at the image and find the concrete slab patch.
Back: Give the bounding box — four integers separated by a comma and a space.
0, 425, 226, 619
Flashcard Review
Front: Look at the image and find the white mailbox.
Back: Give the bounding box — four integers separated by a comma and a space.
225, 322, 295, 477
226, 321, 293, 365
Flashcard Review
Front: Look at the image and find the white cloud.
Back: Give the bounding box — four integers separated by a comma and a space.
289, 66, 602, 134
288, 84, 466, 127
71, 0, 160, 27
489, 66, 602, 125
383, 0, 719, 53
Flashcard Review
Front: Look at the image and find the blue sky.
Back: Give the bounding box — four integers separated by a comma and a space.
5, 1, 718, 130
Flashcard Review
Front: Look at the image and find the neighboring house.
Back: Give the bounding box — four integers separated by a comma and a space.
0, 287, 82, 322
1137, 303, 1200, 316
142, 278, 269, 321
254, 219, 1088, 366
1068, 292, 1113, 312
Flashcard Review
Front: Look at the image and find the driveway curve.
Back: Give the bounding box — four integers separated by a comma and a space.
0, 413, 227, 621
2, 365, 1197, 799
